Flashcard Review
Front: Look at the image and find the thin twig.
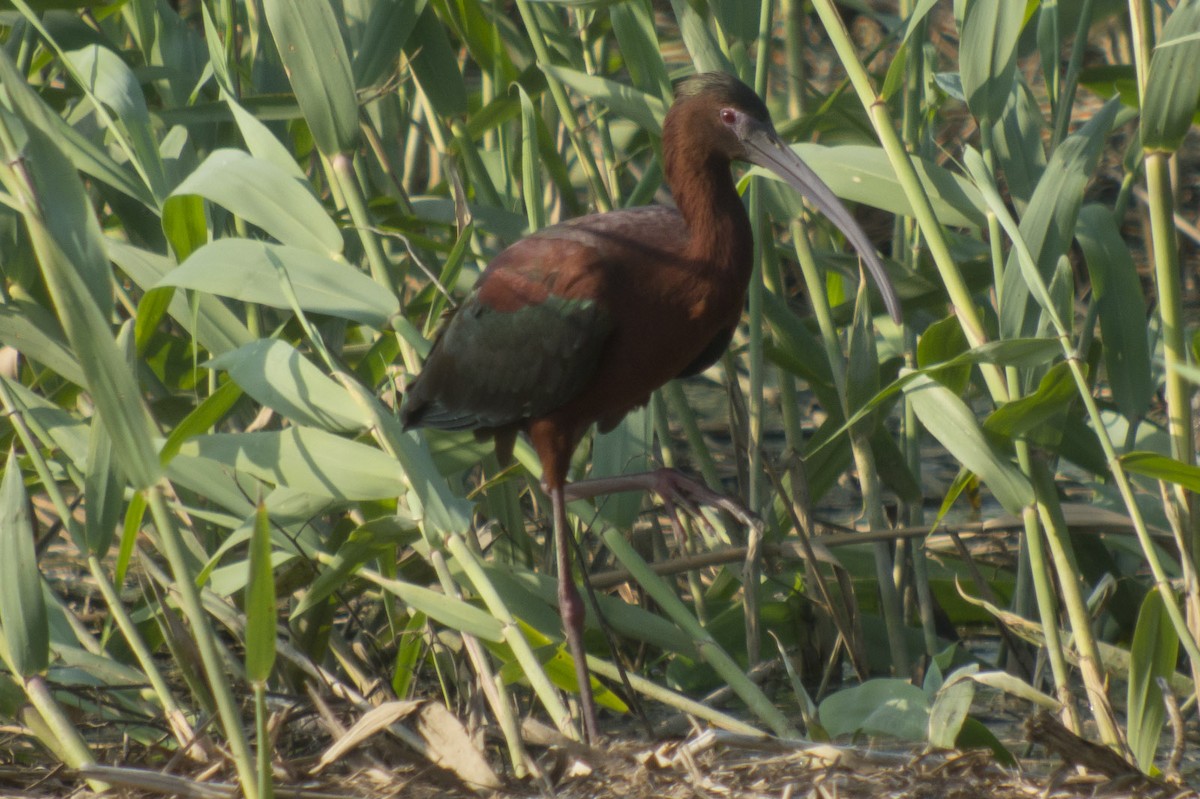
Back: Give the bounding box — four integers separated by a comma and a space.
1158, 676, 1185, 780
589, 515, 1164, 590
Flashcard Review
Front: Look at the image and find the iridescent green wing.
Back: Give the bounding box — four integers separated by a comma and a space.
401, 289, 611, 431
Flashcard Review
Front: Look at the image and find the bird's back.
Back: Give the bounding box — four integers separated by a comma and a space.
400, 206, 691, 434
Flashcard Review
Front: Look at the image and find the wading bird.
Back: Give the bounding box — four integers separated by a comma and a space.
401, 72, 902, 742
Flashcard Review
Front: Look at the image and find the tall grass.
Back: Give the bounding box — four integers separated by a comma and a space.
0, 0, 1197, 790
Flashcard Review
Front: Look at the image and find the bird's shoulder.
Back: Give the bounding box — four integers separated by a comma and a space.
547, 205, 686, 245
541, 206, 689, 262
401, 208, 686, 432
475, 206, 686, 306
401, 276, 612, 432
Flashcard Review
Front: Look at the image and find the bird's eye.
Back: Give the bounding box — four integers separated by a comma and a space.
720, 108, 737, 125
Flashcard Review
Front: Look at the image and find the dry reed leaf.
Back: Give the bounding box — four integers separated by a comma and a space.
414, 701, 503, 791
311, 699, 422, 773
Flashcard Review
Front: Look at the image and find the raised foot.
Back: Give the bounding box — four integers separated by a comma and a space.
561, 467, 761, 535
651, 468, 760, 532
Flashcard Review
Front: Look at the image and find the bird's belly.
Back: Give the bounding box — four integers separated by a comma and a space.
557, 295, 742, 434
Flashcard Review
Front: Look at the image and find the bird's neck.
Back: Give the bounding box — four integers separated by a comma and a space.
665, 149, 754, 278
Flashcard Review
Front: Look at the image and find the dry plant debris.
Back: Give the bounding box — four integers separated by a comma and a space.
3, 726, 1197, 799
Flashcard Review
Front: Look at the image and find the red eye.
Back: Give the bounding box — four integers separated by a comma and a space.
720, 108, 737, 125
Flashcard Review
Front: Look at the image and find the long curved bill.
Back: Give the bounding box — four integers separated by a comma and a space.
743, 123, 903, 324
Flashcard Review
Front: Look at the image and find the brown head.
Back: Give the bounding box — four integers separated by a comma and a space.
664, 73, 776, 164
663, 72, 903, 323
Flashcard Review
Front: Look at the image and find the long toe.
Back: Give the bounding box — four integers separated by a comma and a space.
650, 468, 761, 530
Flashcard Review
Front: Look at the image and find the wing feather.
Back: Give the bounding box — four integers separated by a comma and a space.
400, 206, 689, 432
401, 286, 610, 431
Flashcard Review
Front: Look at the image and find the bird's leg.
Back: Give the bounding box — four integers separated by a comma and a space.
563, 468, 761, 534
550, 483, 599, 743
